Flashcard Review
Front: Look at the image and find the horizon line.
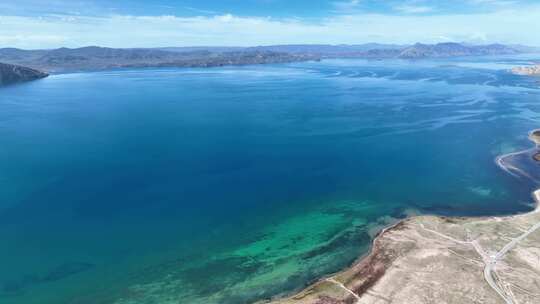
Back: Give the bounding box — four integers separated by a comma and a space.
3, 41, 540, 51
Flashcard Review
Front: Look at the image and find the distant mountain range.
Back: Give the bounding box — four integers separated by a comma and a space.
0, 42, 538, 74
0, 62, 48, 86
159, 44, 406, 55
0, 47, 319, 73
396, 43, 522, 59
160, 42, 536, 58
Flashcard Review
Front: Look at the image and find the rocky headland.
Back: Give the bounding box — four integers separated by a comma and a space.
0, 62, 48, 86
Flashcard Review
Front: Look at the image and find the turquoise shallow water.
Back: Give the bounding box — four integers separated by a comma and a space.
1, 56, 540, 303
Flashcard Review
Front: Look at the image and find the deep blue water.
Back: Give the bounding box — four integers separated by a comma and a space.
1, 56, 540, 304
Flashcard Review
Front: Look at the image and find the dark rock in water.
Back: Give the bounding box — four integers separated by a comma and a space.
40, 262, 95, 282
0, 62, 48, 86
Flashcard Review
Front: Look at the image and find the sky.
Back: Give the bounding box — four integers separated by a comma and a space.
1, 0, 540, 49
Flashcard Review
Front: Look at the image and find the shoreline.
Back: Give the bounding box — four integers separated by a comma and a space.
264, 199, 539, 304
265, 130, 540, 304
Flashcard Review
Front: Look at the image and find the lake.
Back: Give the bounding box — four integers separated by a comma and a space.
1, 56, 540, 304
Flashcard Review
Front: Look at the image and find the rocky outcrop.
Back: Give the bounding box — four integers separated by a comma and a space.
0, 62, 48, 86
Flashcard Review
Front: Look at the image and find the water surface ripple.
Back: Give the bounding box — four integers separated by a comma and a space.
1, 56, 540, 303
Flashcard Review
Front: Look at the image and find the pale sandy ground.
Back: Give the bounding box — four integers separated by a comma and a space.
263, 196, 540, 304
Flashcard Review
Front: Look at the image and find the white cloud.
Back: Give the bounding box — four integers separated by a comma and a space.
0, 34, 66, 46
1, 6, 540, 49
394, 5, 434, 14
468, 0, 517, 6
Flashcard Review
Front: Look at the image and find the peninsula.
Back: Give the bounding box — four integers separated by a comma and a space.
265, 131, 540, 304
0, 62, 48, 86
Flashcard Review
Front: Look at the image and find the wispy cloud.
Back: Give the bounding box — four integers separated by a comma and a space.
183, 6, 220, 16
332, 0, 362, 11
394, 5, 434, 14
468, 0, 517, 6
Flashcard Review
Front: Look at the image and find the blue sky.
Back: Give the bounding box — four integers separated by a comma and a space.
1, 0, 540, 48
3, 0, 539, 17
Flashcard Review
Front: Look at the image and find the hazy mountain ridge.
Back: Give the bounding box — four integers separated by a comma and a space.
0, 62, 48, 86
241, 42, 533, 58
0, 47, 319, 73
158, 44, 406, 55
247, 43, 406, 55
397, 42, 521, 59
0, 43, 537, 73
158, 43, 526, 58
